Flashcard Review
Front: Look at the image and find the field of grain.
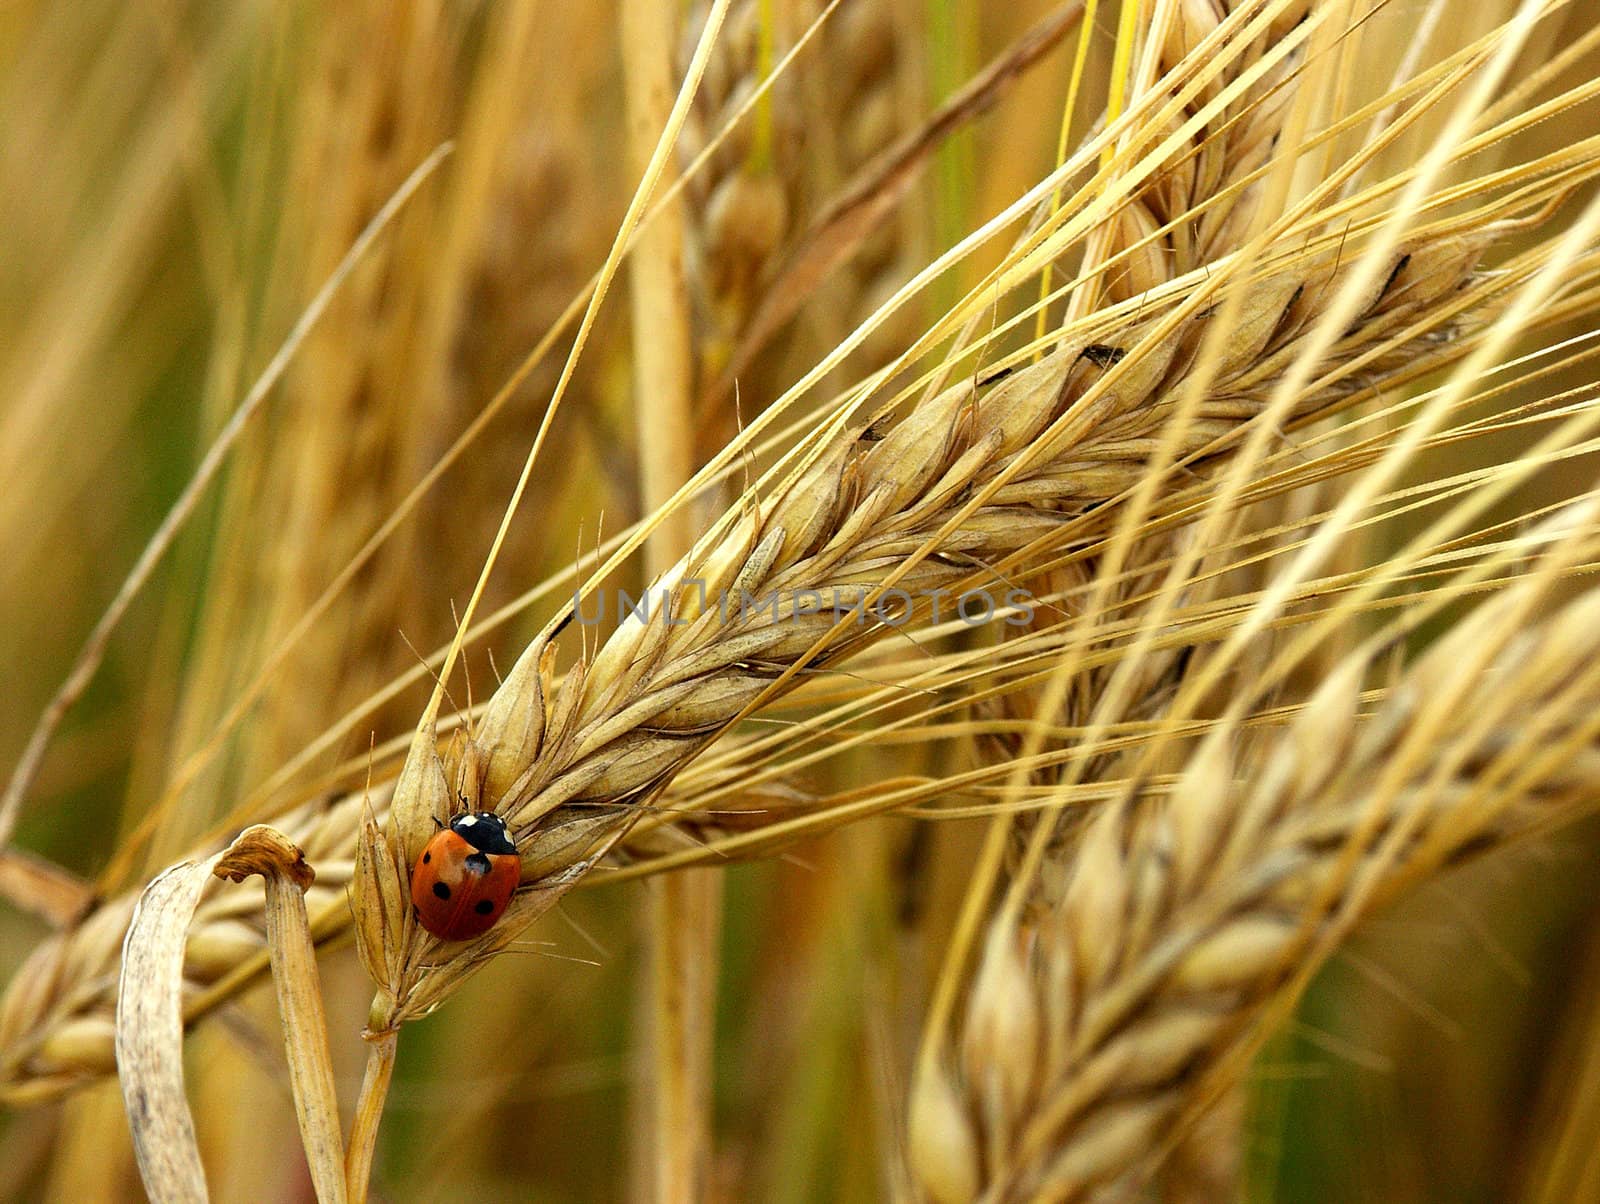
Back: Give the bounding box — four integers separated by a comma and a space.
3, 1, 1600, 1200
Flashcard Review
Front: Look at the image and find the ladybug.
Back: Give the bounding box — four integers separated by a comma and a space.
410, 812, 521, 940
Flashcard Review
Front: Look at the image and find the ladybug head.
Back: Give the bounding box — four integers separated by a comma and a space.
448, 811, 517, 856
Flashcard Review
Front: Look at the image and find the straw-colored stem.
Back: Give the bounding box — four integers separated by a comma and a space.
625, 2, 716, 1198
344, 1026, 397, 1204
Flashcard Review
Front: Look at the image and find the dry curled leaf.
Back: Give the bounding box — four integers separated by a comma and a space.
115, 856, 222, 1204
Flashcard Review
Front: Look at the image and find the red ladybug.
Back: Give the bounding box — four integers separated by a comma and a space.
411, 812, 521, 940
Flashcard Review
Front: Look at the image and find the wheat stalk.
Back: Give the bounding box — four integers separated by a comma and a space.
626, 2, 716, 1197
345, 192, 1506, 1041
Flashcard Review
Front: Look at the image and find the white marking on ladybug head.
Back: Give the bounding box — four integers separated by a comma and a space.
457, 814, 478, 826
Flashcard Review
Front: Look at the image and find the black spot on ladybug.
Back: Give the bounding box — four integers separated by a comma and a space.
422, 851, 431, 864
465, 852, 492, 875
433, 881, 451, 900
474, 899, 496, 915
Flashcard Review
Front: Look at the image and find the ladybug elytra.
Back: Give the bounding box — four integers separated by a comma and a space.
410, 811, 521, 940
